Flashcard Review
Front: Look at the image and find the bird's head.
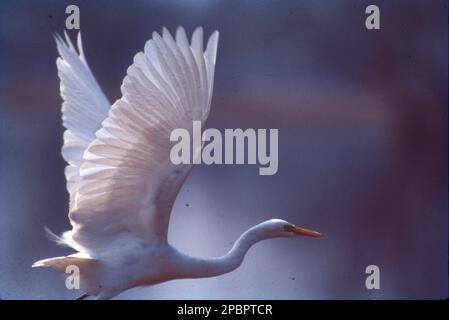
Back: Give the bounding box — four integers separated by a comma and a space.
255, 219, 324, 239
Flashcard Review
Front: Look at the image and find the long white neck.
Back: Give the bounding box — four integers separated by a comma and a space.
176, 224, 271, 279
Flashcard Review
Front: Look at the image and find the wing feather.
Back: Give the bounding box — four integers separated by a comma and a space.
56, 32, 111, 209
62, 27, 219, 252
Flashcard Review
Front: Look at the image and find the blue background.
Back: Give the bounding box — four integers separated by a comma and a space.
0, 0, 447, 299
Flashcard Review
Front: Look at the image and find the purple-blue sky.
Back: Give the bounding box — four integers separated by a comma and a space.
0, 0, 447, 299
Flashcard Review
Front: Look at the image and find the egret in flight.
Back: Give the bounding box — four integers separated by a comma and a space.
33, 27, 323, 299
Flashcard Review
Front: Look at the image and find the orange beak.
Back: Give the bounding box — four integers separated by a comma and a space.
292, 226, 323, 238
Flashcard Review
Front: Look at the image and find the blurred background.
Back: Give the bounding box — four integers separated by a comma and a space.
0, 0, 447, 299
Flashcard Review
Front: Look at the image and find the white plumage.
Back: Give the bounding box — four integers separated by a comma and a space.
33, 27, 322, 299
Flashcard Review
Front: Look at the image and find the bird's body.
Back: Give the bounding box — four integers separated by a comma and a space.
33, 27, 322, 299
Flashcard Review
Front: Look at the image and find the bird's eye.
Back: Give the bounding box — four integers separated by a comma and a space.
283, 225, 295, 232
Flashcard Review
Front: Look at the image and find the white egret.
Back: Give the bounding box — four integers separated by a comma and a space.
32, 27, 323, 299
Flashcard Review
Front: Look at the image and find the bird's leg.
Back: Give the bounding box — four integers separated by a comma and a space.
75, 293, 90, 300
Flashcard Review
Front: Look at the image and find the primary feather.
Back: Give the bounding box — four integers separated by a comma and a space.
51, 27, 218, 252
55, 31, 111, 208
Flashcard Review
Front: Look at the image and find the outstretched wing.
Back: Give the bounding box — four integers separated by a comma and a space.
62, 27, 219, 252
55, 32, 111, 209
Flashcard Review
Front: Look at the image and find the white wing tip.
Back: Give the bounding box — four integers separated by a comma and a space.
193, 26, 204, 34
54, 30, 85, 61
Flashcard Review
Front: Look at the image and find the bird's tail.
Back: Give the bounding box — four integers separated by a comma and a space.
32, 255, 103, 296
